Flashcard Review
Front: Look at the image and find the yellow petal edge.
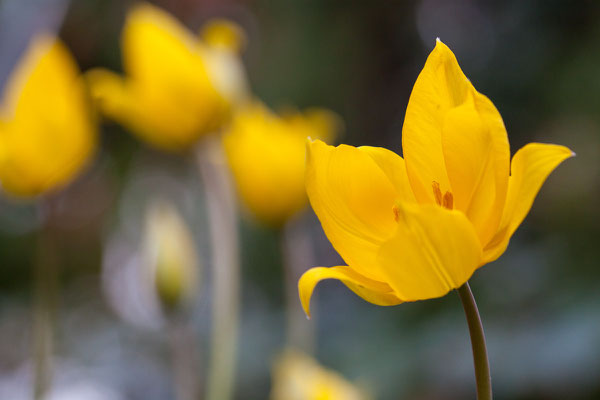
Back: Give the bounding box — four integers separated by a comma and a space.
298, 266, 401, 318
483, 143, 574, 262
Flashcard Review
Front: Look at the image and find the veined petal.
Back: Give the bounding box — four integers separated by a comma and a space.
306, 140, 409, 280
298, 266, 402, 318
377, 202, 482, 301
402, 39, 471, 203
483, 143, 574, 263
441, 90, 510, 245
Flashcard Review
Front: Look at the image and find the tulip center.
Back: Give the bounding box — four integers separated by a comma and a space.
391, 182, 454, 223
432, 181, 453, 210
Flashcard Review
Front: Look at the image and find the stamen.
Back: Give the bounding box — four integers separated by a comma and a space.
432, 181, 442, 206
392, 204, 400, 222
443, 191, 454, 210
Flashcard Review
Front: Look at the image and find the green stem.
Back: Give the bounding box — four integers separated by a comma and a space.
197, 138, 240, 400
457, 282, 492, 400
33, 217, 59, 400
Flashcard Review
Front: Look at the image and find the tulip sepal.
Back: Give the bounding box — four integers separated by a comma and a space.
457, 282, 492, 400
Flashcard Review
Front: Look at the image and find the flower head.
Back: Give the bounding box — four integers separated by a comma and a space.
223, 101, 340, 228
0, 34, 97, 197
86, 3, 248, 151
299, 40, 573, 317
270, 350, 371, 400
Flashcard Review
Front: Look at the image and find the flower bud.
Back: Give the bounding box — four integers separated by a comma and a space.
144, 200, 199, 311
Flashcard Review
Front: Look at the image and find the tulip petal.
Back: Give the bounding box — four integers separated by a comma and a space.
123, 3, 205, 86
112, 3, 229, 150
377, 202, 482, 301
402, 39, 471, 203
224, 103, 338, 227
86, 68, 134, 125
360, 146, 416, 204
306, 140, 410, 280
298, 266, 402, 318
0, 35, 96, 196
483, 143, 574, 263
441, 91, 510, 245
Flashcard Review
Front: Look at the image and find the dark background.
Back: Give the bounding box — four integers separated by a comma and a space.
0, 0, 598, 399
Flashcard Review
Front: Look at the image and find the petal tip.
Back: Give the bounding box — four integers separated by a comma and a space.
433, 37, 451, 53
298, 271, 314, 319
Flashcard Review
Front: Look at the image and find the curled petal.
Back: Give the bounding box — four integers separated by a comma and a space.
377, 202, 482, 301
306, 140, 408, 281
483, 143, 574, 262
298, 266, 402, 318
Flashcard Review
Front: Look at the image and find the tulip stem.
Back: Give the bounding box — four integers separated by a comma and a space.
168, 316, 200, 400
33, 213, 59, 400
197, 138, 240, 400
457, 282, 492, 400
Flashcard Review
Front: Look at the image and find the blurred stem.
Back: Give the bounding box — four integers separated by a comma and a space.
197, 138, 240, 400
33, 211, 59, 400
280, 221, 315, 354
457, 282, 492, 400
168, 315, 200, 400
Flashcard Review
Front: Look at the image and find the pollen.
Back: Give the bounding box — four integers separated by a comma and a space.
432, 181, 453, 210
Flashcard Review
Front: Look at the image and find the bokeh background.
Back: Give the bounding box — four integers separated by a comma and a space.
0, 0, 598, 399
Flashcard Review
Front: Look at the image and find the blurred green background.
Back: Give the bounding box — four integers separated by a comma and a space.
0, 0, 598, 399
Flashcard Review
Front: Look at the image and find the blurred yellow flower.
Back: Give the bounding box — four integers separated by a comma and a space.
144, 200, 199, 311
86, 3, 248, 152
270, 350, 371, 400
223, 101, 340, 227
299, 39, 574, 316
0, 35, 96, 197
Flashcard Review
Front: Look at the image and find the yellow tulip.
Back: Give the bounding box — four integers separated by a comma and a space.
299, 39, 574, 316
223, 101, 340, 227
0, 34, 96, 197
270, 350, 371, 400
86, 3, 248, 152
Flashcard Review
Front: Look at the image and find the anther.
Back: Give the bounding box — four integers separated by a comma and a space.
442, 191, 454, 210
432, 181, 442, 206
392, 204, 400, 222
